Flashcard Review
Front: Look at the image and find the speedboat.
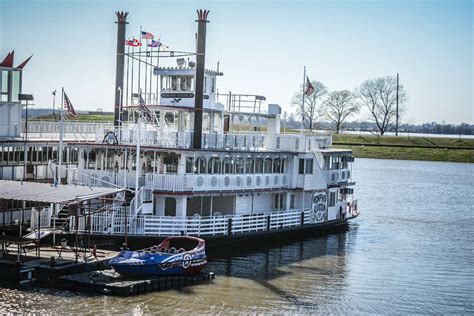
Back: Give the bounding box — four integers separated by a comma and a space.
109, 236, 207, 277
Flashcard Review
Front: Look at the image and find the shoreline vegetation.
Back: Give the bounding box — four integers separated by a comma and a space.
333, 134, 474, 163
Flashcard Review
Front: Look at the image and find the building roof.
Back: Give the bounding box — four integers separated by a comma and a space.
0, 180, 124, 204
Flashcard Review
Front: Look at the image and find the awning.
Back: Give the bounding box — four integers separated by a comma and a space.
0, 180, 124, 204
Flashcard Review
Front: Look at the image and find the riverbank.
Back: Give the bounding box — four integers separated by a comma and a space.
333, 134, 474, 163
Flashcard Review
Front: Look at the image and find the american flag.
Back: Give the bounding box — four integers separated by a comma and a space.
139, 95, 153, 118
63, 91, 77, 118
304, 76, 315, 96
141, 31, 154, 40
148, 39, 161, 47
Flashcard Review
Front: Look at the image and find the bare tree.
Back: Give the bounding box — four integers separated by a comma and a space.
291, 81, 327, 131
320, 90, 359, 133
356, 76, 406, 135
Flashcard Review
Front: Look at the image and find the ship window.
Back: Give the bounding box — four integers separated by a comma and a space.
305, 159, 313, 174
235, 157, 244, 174
11, 70, 20, 102
211, 77, 215, 93
195, 156, 206, 174
264, 158, 272, 173
245, 158, 254, 173
164, 197, 176, 216
329, 192, 336, 207
223, 157, 233, 174
203, 77, 207, 93
273, 158, 281, 173
165, 112, 175, 124
179, 77, 193, 91
298, 159, 304, 174
171, 76, 178, 91
88, 151, 96, 169
290, 194, 295, 209
255, 158, 264, 174
186, 157, 194, 173
1, 70, 8, 101
208, 157, 221, 174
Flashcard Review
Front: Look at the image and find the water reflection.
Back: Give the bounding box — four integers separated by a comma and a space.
1, 158, 473, 314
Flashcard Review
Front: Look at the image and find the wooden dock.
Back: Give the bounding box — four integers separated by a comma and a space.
59, 269, 215, 296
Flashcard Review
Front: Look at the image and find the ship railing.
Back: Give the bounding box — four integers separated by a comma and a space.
69, 168, 127, 188
72, 207, 312, 236
22, 120, 112, 141
30, 207, 52, 229
326, 169, 352, 185
216, 93, 266, 114
145, 173, 289, 192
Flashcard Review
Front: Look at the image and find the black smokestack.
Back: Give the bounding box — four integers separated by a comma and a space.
114, 11, 128, 127
193, 9, 210, 149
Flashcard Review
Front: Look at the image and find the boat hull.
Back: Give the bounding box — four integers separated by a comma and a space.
109, 237, 207, 277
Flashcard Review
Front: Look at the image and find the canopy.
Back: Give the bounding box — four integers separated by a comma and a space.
0, 180, 124, 204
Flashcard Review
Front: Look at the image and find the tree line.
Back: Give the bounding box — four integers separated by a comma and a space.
291, 75, 406, 135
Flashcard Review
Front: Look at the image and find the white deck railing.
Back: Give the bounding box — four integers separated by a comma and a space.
145, 173, 288, 192
22, 121, 331, 151
73, 208, 312, 237
30, 207, 52, 229
326, 169, 352, 185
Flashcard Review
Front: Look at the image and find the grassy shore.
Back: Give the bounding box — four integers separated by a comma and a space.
333, 134, 474, 163
32, 114, 114, 122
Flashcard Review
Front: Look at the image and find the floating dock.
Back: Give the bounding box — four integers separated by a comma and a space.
59, 269, 215, 296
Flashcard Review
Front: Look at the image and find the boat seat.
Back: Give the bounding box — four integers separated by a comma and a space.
177, 248, 186, 253
168, 247, 177, 254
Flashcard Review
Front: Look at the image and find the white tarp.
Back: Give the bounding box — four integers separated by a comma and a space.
0, 180, 124, 204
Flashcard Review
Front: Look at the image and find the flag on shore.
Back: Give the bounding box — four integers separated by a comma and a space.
304, 76, 314, 96
141, 31, 154, 39
63, 91, 77, 118
139, 95, 153, 118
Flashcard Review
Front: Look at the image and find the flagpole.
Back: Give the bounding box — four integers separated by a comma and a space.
155, 44, 161, 107
125, 43, 130, 106
130, 38, 135, 109
138, 26, 142, 97
58, 87, 64, 187
144, 38, 148, 103
301, 66, 306, 134
134, 111, 141, 235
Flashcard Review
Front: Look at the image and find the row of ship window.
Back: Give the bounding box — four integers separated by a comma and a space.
186, 156, 286, 174
0, 146, 79, 165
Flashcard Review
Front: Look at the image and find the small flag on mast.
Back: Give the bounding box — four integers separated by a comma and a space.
141, 31, 154, 39
304, 77, 315, 96
138, 95, 153, 118
63, 91, 77, 118
125, 38, 142, 47
148, 39, 161, 47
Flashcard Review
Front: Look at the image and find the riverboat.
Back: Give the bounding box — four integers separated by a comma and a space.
0, 9, 359, 247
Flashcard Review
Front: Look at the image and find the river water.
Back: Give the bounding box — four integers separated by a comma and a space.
1, 158, 473, 314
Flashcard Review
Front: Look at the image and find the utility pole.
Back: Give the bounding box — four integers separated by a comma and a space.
396, 73, 399, 136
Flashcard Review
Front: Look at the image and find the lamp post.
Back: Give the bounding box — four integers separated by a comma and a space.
52, 90, 57, 119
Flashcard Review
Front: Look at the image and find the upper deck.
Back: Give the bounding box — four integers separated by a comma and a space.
19, 119, 332, 152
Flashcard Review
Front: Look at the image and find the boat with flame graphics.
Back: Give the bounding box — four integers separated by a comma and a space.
109, 236, 207, 276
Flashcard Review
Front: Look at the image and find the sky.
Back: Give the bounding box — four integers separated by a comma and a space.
0, 0, 472, 124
